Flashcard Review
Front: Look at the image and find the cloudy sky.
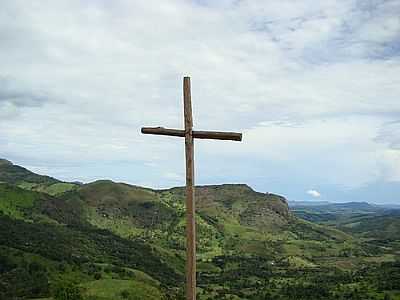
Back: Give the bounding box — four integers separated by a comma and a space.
0, 0, 399, 203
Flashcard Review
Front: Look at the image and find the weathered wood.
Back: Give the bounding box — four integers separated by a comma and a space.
141, 127, 184, 137
183, 76, 196, 300
194, 130, 242, 141
141, 127, 242, 141
140, 76, 242, 300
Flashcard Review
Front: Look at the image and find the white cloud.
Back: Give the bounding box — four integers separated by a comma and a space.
163, 172, 183, 181
307, 190, 321, 198
199, 115, 397, 188
0, 0, 399, 202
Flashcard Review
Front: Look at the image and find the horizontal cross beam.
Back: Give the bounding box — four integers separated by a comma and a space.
141, 126, 242, 141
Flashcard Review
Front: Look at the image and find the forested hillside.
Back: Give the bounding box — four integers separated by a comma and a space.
0, 159, 399, 299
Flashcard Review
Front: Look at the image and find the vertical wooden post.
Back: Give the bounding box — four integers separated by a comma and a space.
183, 76, 196, 300
141, 76, 241, 299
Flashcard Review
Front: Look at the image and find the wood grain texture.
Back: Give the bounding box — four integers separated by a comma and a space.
141, 76, 243, 300
183, 77, 196, 300
141, 127, 242, 141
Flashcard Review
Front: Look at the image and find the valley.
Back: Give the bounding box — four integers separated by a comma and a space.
0, 158, 399, 300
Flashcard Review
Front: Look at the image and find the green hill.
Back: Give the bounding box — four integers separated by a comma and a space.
337, 212, 400, 250
291, 199, 400, 251
0, 158, 78, 196
0, 159, 399, 300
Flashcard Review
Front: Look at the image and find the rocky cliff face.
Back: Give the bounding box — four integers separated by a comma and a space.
163, 184, 291, 232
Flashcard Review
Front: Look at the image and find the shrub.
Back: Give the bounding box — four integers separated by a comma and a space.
120, 289, 130, 299
52, 280, 83, 300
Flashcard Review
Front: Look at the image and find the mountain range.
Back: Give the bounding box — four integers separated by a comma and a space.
0, 158, 399, 300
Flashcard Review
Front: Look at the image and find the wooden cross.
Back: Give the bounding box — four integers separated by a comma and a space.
141, 77, 242, 300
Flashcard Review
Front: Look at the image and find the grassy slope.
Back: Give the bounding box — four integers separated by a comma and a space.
1, 244, 170, 300
339, 214, 400, 240
0, 183, 58, 223
68, 182, 296, 258
0, 183, 38, 219
63, 180, 376, 280
1, 159, 400, 299
83, 279, 163, 300
58, 180, 377, 265
292, 202, 400, 258
0, 215, 183, 283
0, 158, 77, 196
0, 172, 184, 299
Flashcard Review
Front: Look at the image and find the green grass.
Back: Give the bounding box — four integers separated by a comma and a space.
86, 207, 145, 239
39, 182, 77, 196
83, 279, 164, 300
284, 256, 316, 268
18, 181, 77, 195
2, 159, 400, 299
0, 183, 39, 219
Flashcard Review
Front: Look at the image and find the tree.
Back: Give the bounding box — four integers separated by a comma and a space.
120, 289, 130, 299
52, 281, 83, 300
384, 294, 392, 300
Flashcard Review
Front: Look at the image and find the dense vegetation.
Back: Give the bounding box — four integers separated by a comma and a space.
0, 158, 399, 299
